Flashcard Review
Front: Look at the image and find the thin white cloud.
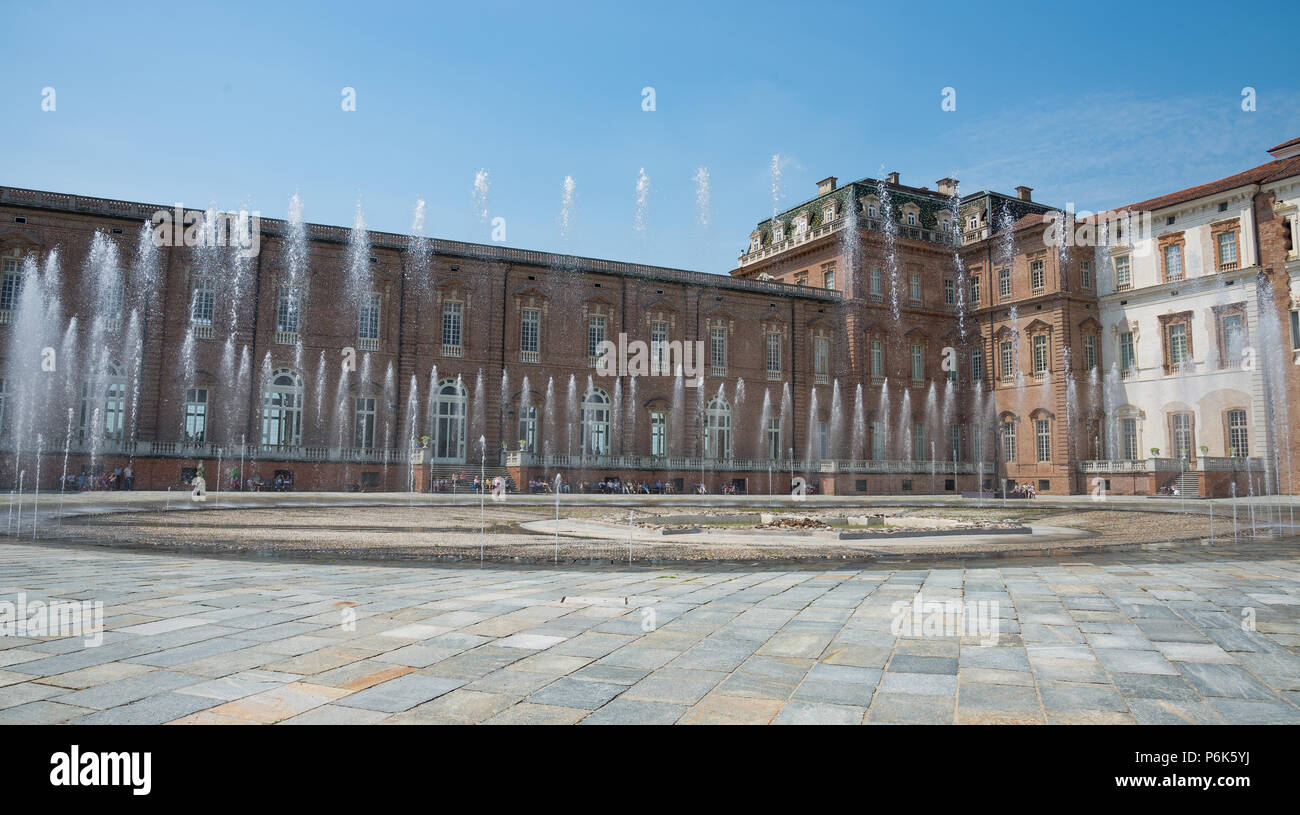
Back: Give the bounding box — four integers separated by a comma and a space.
949, 90, 1300, 211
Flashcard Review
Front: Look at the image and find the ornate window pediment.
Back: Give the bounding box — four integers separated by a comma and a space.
0, 228, 44, 255
705, 308, 736, 333
435, 277, 470, 306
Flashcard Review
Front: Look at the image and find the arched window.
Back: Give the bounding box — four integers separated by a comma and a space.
581, 387, 610, 456
262, 368, 303, 447
704, 396, 732, 460
80, 361, 126, 442
432, 378, 467, 461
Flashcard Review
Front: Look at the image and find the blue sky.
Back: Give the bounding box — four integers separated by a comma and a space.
4, 0, 1299, 273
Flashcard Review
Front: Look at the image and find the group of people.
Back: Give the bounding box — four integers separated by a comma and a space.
224, 473, 292, 491
523, 479, 750, 495
60, 464, 134, 492
468, 475, 515, 493
1009, 482, 1038, 498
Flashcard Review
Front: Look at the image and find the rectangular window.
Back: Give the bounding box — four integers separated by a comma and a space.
765, 331, 780, 378
1030, 260, 1045, 291
909, 273, 922, 303
1032, 335, 1048, 374
184, 388, 208, 443
1115, 255, 1132, 291
912, 422, 926, 461
1221, 313, 1244, 364
1002, 422, 1016, 462
1227, 409, 1248, 456
276, 287, 300, 335
944, 278, 956, 306
442, 301, 463, 352
814, 336, 829, 381
1171, 412, 1193, 459
969, 276, 980, 307
0, 259, 19, 314
1119, 332, 1135, 372
191, 277, 215, 326
651, 411, 666, 457
911, 344, 924, 381
822, 263, 835, 290
520, 307, 540, 357
711, 326, 727, 375
652, 321, 669, 375
1163, 243, 1183, 281
1168, 323, 1188, 367
998, 267, 1011, 299
519, 406, 537, 452
971, 346, 984, 382
1036, 418, 1051, 462
1217, 231, 1239, 270
870, 420, 885, 459
1122, 418, 1138, 460
1000, 340, 1014, 379
949, 424, 962, 462
972, 424, 985, 463
1081, 260, 1093, 289
1292, 310, 1300, 351
358, 293, 381, 344
1083, 335, 1096, 371
869, 267, 882, 298
870, 340, 884, 379
588, 315, 606, 363
767, 417, 782, 459
354, 396, 376, 448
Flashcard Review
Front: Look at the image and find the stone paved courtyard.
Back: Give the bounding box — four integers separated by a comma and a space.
1, 539, 1299, 724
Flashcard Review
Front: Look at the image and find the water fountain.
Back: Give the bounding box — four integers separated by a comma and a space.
851, 384, 866, 462
879, 378, 892, 459
900, 388, 913, 462
877, 176, 901, 323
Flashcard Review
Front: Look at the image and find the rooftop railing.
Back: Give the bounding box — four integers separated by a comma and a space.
738, 216, 953, 266
0, 185, 841, 303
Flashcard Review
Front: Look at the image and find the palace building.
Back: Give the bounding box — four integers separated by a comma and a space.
1, 136, 1297, 495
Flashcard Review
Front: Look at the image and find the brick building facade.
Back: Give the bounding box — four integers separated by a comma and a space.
1, 137, 1297, 495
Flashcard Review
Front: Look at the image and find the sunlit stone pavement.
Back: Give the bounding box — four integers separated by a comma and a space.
1, 540, 1298, 724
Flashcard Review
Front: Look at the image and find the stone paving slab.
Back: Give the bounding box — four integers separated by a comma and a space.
1, 539, 1298, 725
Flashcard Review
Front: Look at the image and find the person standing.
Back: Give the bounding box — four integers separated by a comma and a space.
123, 463, 134, 491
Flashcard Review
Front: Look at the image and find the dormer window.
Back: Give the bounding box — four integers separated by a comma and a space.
823, 205, 836, 223
773, 224, 785, 242
906, 212, 917, 226
749, 234, 762, 252
967, 216, 978, 231
794, 215, 809, 236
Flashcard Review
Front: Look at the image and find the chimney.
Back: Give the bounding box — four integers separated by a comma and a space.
936, 177, 958, 196
817, 176, 838, 195
886, 172, 900, 186
1015, 185, 1033, 202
